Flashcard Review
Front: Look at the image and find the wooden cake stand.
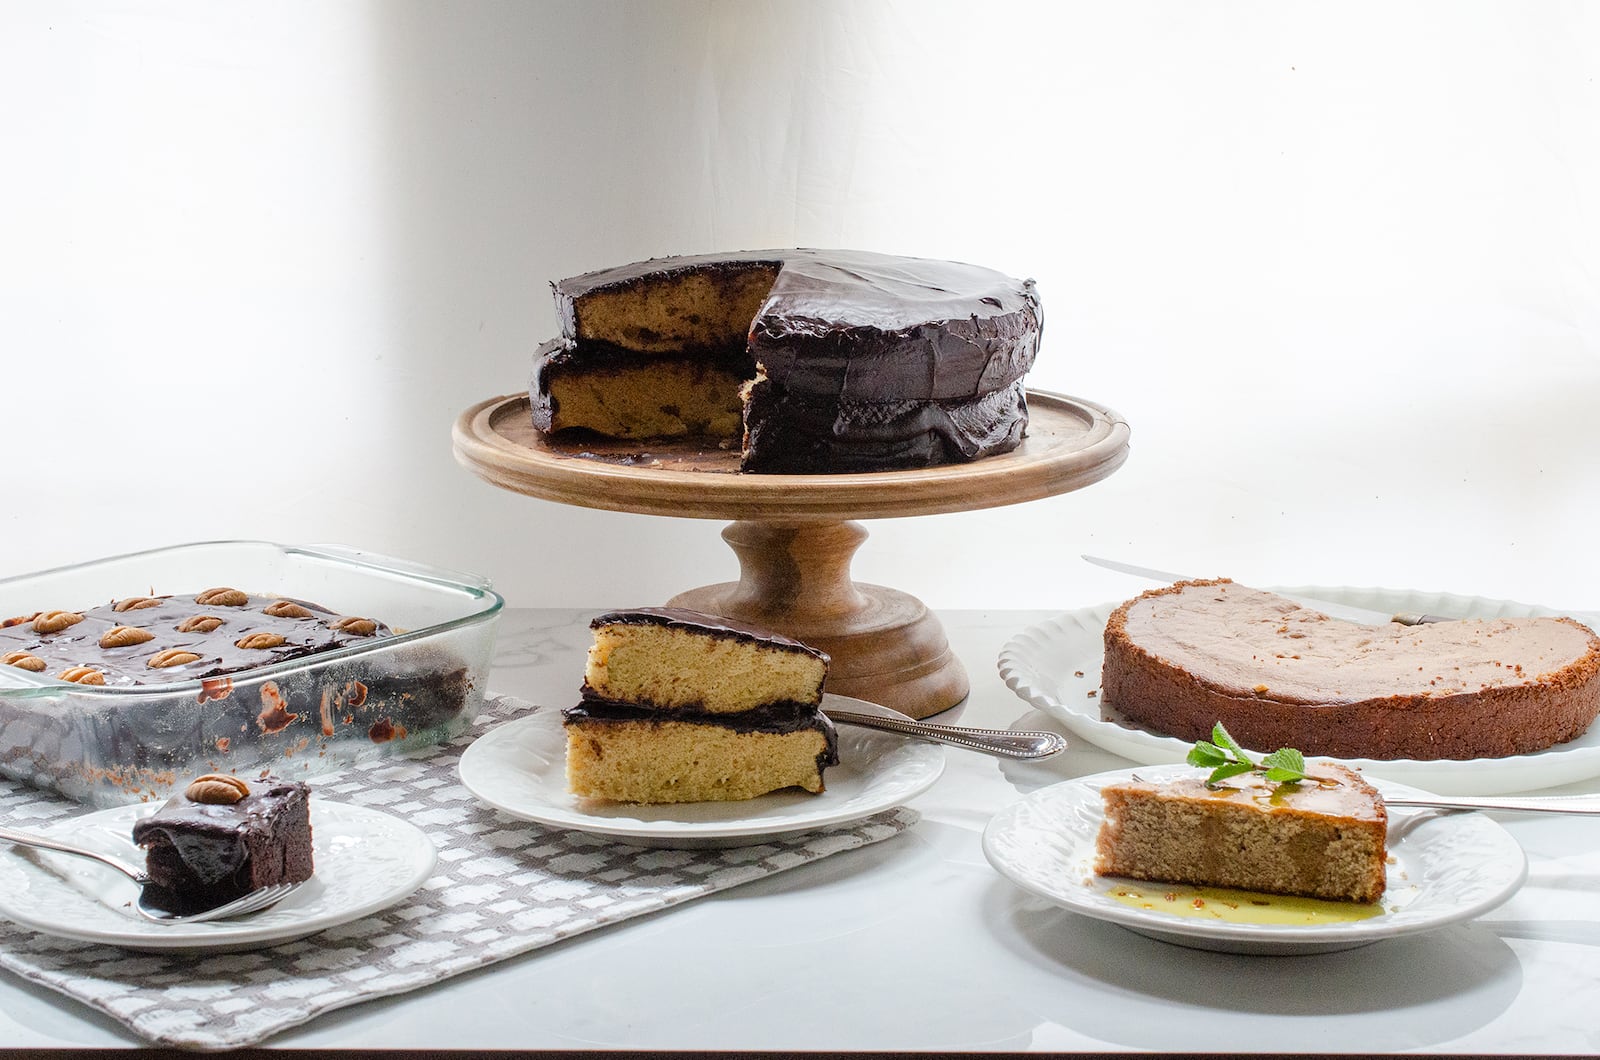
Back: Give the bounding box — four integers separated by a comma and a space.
452, 390, 1130, 718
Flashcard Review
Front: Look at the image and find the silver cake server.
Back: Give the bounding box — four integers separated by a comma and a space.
1081, 554, 1448, 626
1382, 792, 1600, 816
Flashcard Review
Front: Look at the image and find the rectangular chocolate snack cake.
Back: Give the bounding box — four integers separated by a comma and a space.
530, 249, 1041, 473
1094, 763, 1388, 903
564, 608, 838, 803
0, 585, 477, 804
131, 773, 313, 915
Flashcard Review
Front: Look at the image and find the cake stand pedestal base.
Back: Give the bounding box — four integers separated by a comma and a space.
454, 390, 1131, 719
666, 520, 967, 719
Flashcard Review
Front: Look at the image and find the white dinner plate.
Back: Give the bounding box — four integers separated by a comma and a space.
982, 764, 1527, 955
998, 586, 1600, 795
0, 800, 435, 953
457, 696, 945, 848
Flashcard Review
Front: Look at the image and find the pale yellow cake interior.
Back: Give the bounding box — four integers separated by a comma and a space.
573, 265, 780, 352
547, 360, 747, 438
565, 720, 828, 803
585, 622, 826, 714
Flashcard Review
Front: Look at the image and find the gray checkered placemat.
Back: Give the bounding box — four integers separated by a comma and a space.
0, 693, 919, 1050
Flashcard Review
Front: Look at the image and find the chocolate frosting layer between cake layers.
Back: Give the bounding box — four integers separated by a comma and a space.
563, 699, 841, 767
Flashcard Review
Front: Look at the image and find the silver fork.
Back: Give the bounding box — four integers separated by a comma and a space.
0, 823, 302, 924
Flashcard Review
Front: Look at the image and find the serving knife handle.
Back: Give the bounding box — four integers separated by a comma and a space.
1385, 793, 1600, 816
823, 710, 1068, 760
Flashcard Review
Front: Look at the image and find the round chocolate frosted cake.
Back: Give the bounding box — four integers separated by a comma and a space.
530, 249, 1042, 473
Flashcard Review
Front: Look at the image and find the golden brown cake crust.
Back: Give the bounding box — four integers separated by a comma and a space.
1101, 579, 1600, 760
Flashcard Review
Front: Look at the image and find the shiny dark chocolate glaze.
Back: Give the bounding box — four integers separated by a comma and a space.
533, 249, 1041, 472
133, 777, 308, 845
556, 249, 1039, 396
563, 700, 840, 768
589, 606, 828, 663
0, 593, 393, 688
131, 777, 309, 887
742, 378, 1029, 473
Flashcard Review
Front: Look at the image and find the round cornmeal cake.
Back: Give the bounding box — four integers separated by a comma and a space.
1101, 579, 1600, 760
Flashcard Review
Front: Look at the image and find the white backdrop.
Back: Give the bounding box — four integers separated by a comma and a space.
4, 1, 1598, 616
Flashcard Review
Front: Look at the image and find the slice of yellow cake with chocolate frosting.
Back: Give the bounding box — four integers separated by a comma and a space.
563, 608, 837, 803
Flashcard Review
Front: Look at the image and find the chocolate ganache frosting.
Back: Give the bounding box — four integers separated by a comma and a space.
532, 249, 1042, 473
131, 775, 313, 914
0, 591, 392, 687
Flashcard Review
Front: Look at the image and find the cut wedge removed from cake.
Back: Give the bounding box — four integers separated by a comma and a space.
1094, 728, 1389, 903
529, 249, 1041, 473
1101, 578, 1600, 760
564, 608, 838, 804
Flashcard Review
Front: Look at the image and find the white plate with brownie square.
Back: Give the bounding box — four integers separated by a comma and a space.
0, 800, 436, 952
457, 697, 945, 848
982, 764, 1528, 956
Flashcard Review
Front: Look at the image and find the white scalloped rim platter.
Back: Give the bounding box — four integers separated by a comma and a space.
983, 764, 1528, 955
458, 696, 944, 848
0, 799, 436, 952
998, 586, 1600, 795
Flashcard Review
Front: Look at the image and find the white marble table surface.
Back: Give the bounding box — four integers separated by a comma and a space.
2, 607, 1597, 1053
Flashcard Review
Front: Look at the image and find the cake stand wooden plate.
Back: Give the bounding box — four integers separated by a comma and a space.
453, 390, 1130, 717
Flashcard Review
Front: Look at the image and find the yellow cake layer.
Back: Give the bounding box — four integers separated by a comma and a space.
564, 716, 830, 803
585, 620, 826, 715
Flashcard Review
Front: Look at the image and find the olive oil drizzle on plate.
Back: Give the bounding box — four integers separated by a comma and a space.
1106, 880, 1387, 925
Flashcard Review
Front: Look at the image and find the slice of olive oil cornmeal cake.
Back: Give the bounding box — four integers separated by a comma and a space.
1094, 727, 1389, 903
562, 607, 839, 803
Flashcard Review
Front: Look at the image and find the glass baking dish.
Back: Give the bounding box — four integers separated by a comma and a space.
0, 541, 502, 807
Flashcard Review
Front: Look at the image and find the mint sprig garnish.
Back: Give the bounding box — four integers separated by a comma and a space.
1186, 723, 1309, 788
